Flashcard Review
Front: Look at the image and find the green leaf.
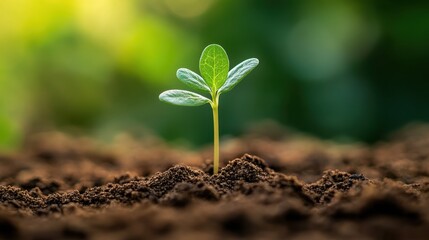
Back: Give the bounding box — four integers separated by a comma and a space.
176, 68, 210, 92
199, 44, 229, 91
219, 58, 259, 94
159, 90, 211, 106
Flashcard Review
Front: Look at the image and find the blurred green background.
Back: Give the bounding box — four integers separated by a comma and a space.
1, 0, 429, 149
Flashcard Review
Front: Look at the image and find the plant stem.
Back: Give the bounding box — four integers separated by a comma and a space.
212, 95, 219, 174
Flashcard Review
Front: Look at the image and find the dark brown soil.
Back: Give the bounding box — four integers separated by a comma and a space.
1, 124, 429, 240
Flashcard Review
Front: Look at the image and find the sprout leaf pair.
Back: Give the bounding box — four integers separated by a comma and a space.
159, 44, 259, 174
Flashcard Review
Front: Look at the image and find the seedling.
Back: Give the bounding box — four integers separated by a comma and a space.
159, 44, 259, 174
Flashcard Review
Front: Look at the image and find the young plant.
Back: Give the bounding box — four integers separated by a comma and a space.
159, 44, 259, 174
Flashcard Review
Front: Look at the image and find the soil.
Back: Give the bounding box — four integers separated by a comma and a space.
1, 124, 429, 240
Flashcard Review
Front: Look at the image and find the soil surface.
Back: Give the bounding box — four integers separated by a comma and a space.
1, 124, 429, 240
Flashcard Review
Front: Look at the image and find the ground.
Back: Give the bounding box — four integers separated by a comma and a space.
1, 123, 429, 240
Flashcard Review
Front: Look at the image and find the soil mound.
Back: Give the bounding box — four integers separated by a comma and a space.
1, 126, 429, 239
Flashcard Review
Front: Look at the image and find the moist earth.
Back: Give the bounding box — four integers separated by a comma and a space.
1, 124, 429, 240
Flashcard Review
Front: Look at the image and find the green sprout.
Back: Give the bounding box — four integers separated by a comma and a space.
159, 44, 259, 174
